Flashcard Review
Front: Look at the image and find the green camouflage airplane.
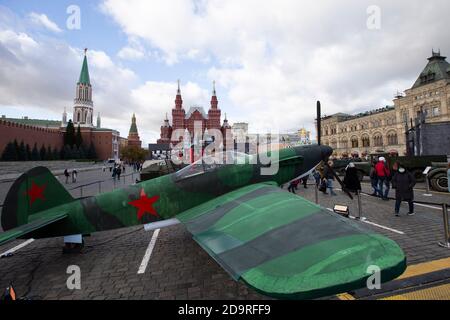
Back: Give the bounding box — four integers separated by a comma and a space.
0, 145, 406, 299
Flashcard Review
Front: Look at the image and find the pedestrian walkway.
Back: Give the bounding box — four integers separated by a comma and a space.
336, 257, 450, 300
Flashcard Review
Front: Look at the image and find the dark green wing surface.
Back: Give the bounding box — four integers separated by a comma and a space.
177, 182, 406, 299
0, 211, 68, 246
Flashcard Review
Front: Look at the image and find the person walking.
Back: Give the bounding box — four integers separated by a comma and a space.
391, 165, 416, 217
313, 169, 321, 188
64, 169, 70, 184
288, 179, 300, 194
369, 160, 379, 196
71, 169, 78, 183
117, 166, 122, 181
324, 160, 337, 196
375, 157, 391, 200
112, 166, 117, 181
343, 163, 362, 194
301, 176, 308, 189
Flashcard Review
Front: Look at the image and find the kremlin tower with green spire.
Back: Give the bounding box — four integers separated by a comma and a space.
127, 113, 142, 147
73, 48, 94, 127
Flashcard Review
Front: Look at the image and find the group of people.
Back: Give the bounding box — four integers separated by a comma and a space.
63, 169, 77, 184
287, 177, 309, 194
131, 161, 143, 172
308, 157, 421, 217
368, 157, 417, 216
111, 164, 124, 181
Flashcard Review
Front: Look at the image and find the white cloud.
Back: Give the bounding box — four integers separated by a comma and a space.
28, 12, 62, 33
118, 46, 145, 60
101, 0, 450, 135
0, 9, 211, 145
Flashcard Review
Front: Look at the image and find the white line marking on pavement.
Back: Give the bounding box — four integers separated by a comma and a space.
360, 192, 442, 211
359, 220, 405, 235
326, 208, 405, 235
414, 203, 441, 211
1, 239, 35, 257
137, 229, 160, 274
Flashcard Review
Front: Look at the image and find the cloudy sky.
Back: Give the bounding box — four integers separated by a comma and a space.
1, 0, 449, 145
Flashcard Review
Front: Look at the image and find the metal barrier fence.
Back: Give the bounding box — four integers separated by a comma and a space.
68, 172, 139, 198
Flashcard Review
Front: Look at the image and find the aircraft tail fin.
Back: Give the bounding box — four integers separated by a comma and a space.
0, 212, 68, 246
1, 166, 74, 231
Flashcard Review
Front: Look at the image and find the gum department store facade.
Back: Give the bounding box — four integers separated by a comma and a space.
320, 51, 450, 157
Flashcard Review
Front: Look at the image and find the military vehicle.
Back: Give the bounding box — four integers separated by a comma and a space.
368, 153, 447, 182
428, 162, 449, 192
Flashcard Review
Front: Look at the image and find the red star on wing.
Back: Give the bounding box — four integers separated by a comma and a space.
128, 189, 160, 220
25, 181, 46, 206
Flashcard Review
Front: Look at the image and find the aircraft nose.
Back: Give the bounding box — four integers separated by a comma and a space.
320, 145, 333, 161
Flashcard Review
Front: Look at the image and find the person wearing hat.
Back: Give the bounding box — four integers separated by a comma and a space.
391, 165, 416, 216
343, 162, 362, 194
375, 156, 391, 200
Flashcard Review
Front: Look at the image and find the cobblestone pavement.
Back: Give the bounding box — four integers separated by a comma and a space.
0, 177, 449, 300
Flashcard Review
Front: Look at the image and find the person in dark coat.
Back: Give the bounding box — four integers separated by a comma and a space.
391, 166, 416, 216
116, 166, 122, 180
343, 163, 361, 194
301, 176, 308, 189
64, 169, 70, 184
323, 160, 337, 196
288, 179, 300, 194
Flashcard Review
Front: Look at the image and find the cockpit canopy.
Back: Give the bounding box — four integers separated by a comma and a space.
174, 151, 253, 181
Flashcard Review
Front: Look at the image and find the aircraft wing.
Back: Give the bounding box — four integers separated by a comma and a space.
0, 211, 68, 246
177, 182, 406, 299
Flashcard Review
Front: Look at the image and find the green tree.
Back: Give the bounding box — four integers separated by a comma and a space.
75, 124, 83, 148
79, 145, 87, 159
64, 145, 72, 159
1, 142, 16, 161
64, 120, 75, 147
46, 145, 53, 160
39, 144, 46, 161
52, 147, 59, 160
59, 146, 66, 160
13, 140, 19, 161
18, 141, 27, 161
120, 145, 148, 162
87, 142, 97, 160
26, 144, 31, 161
31, 143, 39, 161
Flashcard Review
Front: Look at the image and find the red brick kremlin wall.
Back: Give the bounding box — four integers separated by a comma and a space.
0, 120, 63, 154
0, 120, 117, 160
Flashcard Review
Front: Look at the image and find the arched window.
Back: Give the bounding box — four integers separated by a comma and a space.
351, 137, 359, 148
373, 134, 383, 147
362, 135, 370, 147
387, 132, 398, 145
77, 111, 80, 122
340, 138, 348, 149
